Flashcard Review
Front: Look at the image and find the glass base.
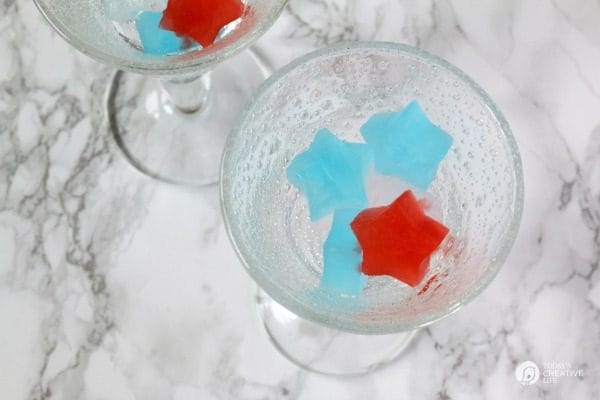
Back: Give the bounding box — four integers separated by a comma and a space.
105, 49, 270, 187
256, 289, 418, 376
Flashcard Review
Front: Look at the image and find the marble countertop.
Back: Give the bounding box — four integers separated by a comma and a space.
1, 0, 599, 399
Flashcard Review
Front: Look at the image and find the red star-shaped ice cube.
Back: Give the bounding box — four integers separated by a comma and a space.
160, 0, 245, 47
350, 190, 449, 287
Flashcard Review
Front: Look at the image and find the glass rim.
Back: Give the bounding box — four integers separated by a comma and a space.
220, 41, 525, 334
33, 0, 289, 76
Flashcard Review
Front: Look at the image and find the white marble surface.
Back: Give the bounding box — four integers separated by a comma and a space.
1, 0, 599, 399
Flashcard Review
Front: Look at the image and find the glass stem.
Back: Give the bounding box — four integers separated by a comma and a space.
160, 71, 211, 114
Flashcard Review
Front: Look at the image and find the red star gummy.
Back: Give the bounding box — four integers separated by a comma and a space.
350, 190, 449, 287
160, 0, 245, 47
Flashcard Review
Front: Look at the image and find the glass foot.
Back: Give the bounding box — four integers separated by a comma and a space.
256, 289, 418, 376
105, 49, 270, 187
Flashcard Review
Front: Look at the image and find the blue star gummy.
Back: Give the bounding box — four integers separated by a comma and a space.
287, 129, 373, 221
321, 209, 367, 295
136, 11, 186, 55
360, 101, 453, 190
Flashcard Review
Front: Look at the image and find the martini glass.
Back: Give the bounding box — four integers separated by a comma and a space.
221, 42, 524, 375
34, 0, 288, 186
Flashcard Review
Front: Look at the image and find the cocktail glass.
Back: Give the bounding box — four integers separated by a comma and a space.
34, 0, 288, 186
221, 42, 524, 375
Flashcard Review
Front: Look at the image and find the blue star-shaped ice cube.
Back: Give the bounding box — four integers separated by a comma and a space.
321, 208, 367, 295
287, 129, 372, 221
360, 101, 453, 190
136, 11, 186, 55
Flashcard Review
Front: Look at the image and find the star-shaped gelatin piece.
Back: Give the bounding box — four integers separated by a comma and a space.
360, 100, 453, 191
160, 0, 244, 47
350, 190, 449, 287
287, 129, 373, 221
136, 11, 188, 55
321, 208, 367, 295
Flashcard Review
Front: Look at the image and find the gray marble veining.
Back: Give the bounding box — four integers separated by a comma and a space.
0, 0, 599, 399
